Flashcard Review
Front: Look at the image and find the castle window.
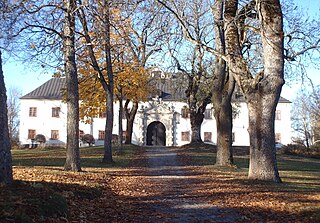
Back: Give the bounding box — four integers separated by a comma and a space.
275, 133, 281, 143
98, 130, 105, 140
52, 107, 60, 118
275, 110, 281, 120
28, 129, 36, 139
79, 130, 84, 139
29, 107, 37, 117
181, 131, 190, 141
51, 130, 59, 140
204, 109, 212, 119
181, 107, 190, 118
204, 132, 212, 142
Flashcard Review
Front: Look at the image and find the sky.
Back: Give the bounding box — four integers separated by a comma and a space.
2, 0, 320, 100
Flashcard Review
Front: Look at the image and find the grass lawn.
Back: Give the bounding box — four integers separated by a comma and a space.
12, 144, 140, 168
181, 144, 320, 190
1, 144, 319, 222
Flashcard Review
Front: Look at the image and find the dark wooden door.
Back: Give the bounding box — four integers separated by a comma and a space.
147, 122, 166, 146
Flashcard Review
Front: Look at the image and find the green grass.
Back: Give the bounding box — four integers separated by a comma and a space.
181, 144, 320, 192
12, 144, 142, 168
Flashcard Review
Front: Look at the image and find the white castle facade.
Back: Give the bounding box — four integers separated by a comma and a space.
19, 76, 292, 147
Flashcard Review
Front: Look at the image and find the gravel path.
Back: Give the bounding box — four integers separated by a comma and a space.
141, 146, 241, 223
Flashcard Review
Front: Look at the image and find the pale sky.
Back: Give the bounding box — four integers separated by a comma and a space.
2, 0, 320, 100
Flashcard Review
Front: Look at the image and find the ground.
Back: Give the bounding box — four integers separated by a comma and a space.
1, 144, 319, 222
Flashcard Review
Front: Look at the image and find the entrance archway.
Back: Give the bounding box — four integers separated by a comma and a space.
146, 121, 166, 146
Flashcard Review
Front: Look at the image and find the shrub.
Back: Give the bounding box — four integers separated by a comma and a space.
35, 134, 46, 143
35, 134, 46, 148
279, 144, 320, 158
81, 134, 95, 146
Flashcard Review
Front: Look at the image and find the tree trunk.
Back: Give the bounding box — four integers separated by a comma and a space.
63, 0, 81, 172
124, 100, 138, 144
0, 51, 13, 185
212, 0, 235, 166
103, 95, 114, 163
118, 97, 123, 152
247, 92, 281, 182
224, 0, 284, 182
214, 99, 234, 166
190, 111, 204, 143
102, 0, 114, 163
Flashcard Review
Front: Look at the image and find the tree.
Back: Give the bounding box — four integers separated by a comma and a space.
211, 0, 235, 166
223, 0, 284, 182
292, 86, 320, 147
0, 51, 13, 185
63, 0, 81, 171
169, 45, 213, 143
114, 0, 167, 144
7, 87, 21, 148
77, 0, 116, 163
157, 0, 235, 166
77, 1, 159, 146
12, 0, 81, 170
114, 65, 152, 144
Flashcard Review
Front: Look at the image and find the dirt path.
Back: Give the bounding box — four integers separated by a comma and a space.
136, 146, 241, 223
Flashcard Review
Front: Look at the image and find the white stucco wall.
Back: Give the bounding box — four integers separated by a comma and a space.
20, 99, 67, 146
19, 98, 292, 147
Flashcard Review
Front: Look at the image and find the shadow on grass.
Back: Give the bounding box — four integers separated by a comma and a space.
12, 144, 141, 169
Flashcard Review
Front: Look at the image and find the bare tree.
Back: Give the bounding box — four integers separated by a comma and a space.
7, 87, 21, 148
169, 44, 213, 143
0, 0, 22, 185
223, 0, 284, 182
0, 51, 13, 185
157, 0, 235, 165
292, 85, 320, 147
115, 0, 167, 144
211, 0, 235, 166
13, 0, 82, 170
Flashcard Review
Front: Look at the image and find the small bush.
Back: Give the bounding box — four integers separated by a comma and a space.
35, 134, 46, 148
279, 144, 320, 158
81, 134, 95, 146
35, 134, 46, 144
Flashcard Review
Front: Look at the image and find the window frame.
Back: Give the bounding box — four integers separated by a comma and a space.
275, 110, 281, 120
204, 109, 212, 119
98, 130, 105, 140
275, 133, 281, 143
52, 107, 60, 118
181, 131, 190, 141
29, 107, 37, 117
204, 132, 212, 142
181, 107, 190, 119
51, 130, 59, 140
28, 129, 36, 139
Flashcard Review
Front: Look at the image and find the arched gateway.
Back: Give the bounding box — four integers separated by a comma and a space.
146, 121, 166, 146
